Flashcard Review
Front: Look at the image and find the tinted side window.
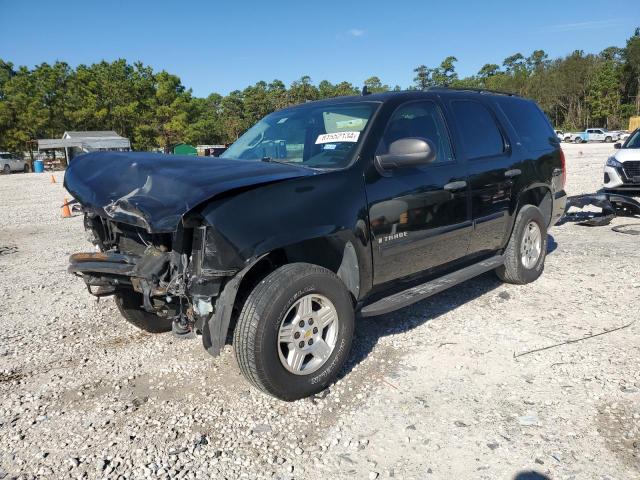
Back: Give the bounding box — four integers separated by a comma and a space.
451, 100, 504, 159
377, 101, 454, 164
497, 98, 555, 151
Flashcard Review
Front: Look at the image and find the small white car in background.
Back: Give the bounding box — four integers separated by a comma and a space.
603, 129, 640, 191
0, 152, 29, 174
555, 130, 571, 142
617, 131, 631, 141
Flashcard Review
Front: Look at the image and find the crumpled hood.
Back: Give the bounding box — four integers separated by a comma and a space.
64, 151, 315, 232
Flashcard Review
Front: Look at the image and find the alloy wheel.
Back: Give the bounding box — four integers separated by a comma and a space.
277, 294, 339, 375
521, 221, 542, 269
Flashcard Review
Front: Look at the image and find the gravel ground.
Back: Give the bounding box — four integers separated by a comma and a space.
1, 143, 639, 480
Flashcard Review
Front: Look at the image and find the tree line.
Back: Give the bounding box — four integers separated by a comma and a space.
1, 29, 639, 154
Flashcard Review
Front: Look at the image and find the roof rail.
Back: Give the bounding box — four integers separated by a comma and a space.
427, 86, 520, 97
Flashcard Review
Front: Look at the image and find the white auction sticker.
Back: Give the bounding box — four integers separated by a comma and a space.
315, 131, 360, 144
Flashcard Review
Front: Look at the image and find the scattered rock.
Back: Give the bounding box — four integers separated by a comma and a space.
518, 414, 539, 426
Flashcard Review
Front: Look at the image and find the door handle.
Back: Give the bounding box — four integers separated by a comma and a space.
505, 169, 522, 178
443, 181, 467, 191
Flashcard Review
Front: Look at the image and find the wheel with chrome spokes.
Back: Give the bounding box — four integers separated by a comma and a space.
277, 294, 339, 375
520, 221, 542, 269
234, 263, 354, 401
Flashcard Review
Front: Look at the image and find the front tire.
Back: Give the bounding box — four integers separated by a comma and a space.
234, 263, 354, 401
2, 164, 10, 174
114, 290, 173, 333
496, 205, 547, 284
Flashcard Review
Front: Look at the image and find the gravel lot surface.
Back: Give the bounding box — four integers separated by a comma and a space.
1, 143, 639, 480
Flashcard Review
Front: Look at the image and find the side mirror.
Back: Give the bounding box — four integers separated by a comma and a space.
376, 138, 437, 170
614, 143, 622, 149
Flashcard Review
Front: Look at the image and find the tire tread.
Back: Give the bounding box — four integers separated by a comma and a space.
234, 263, 345, 398
496, 205, 546, 285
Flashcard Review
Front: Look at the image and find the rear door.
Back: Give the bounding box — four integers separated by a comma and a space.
446, 98, 517, 255
365, 99, 471, 285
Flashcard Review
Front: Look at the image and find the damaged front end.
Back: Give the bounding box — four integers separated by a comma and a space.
64, 151, 314, 354
69, 211, 237, 350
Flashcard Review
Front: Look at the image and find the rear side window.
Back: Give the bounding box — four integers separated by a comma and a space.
451, 100, 504, 159
497, 98, 555, 151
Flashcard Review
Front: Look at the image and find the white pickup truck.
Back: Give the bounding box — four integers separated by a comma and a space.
569, 128, 620, 143
0, 152, 29, 174
555, 130, 572, 142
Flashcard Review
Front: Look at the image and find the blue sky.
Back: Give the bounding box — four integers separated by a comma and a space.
1, 0, 639, 97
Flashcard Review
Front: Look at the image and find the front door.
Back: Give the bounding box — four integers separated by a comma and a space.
365, 100, 472, 286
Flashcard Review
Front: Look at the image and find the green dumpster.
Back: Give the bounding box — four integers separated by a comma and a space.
173, 143, 197, 156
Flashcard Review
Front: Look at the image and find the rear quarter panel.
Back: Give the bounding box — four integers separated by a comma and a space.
489, 97, 562, 242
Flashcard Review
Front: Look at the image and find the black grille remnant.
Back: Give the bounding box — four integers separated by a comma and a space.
622, 161, 640, 178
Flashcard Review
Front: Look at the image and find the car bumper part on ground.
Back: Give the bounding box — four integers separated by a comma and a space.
561, 191, 640, 226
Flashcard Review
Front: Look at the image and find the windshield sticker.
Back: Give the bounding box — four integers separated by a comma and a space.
315, 131, 360, 144
323, 144, 337, 150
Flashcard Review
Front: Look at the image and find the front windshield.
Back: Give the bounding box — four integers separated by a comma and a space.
623, 130, 640, 149
221, 102, 378, 169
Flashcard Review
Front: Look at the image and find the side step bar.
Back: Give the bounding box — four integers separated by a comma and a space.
360, 255, 504, 317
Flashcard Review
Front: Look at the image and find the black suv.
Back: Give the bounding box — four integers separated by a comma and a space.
66, 89, 567, 400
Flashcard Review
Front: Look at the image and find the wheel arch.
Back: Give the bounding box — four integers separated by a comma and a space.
202, 234, 363, 357
513, 184, 553, 225
502, 184, 552, 249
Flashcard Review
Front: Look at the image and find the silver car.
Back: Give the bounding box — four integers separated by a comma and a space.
603, 129, 640, 191
0, 152, 29, 174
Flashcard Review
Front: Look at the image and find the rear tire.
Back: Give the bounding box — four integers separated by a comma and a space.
574, 137, 582, 144
234, 263, 354, 401
496, 205, 547, 285
114, 290, 173, 333
2, 164, 10, 174
23, 164, 29, 173
605, 136, 613, 143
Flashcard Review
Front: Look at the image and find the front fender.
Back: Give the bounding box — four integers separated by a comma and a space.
198, 169, 372, 356
197, 168, 372, 294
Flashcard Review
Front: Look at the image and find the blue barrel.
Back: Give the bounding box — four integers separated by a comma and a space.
33, 160, 44, 173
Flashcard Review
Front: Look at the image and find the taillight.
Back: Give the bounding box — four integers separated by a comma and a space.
559, 148, 566, 189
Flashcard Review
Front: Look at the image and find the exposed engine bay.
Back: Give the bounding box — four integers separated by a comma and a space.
69, 212, 230, 342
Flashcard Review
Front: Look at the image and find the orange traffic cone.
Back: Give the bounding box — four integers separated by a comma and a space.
61, 197, 71, 218
50, 174, 56, 184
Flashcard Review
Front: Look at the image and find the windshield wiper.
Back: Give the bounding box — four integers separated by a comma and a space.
260, 156, 320, 171
260, 156, 291, 165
